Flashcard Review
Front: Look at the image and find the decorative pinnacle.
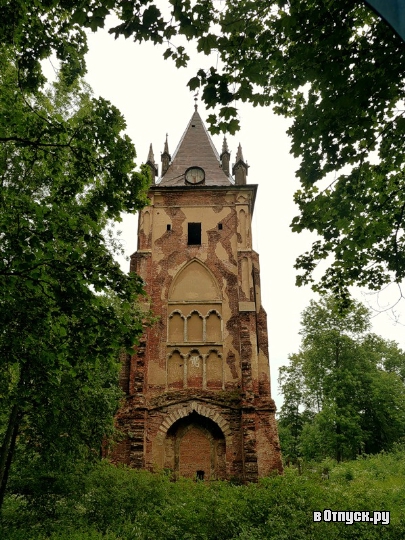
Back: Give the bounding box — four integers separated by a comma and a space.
147, 143, 155, 164
222, 136, 230, 154
236, 142, 244, 162
163, 133, 169, 154
194, 91, 199, 112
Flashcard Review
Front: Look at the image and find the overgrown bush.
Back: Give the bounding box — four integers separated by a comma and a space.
1, 451, 405, 539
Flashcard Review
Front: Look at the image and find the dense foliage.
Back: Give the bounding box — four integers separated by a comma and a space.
0, 46, 150, 507
1, 450, 405, 539
278, 296, 405, 462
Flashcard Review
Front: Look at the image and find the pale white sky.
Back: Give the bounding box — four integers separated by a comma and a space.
74, 22, 405, 408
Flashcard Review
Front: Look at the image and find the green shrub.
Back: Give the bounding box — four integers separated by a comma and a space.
1, 452, 405, 539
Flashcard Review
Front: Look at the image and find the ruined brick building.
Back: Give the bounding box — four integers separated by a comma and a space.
112, 105, 282, 481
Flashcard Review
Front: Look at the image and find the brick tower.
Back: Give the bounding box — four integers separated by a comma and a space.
113, 106, 282, 481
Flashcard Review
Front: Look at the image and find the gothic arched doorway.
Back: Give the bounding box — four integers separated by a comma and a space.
165, 411, 226, 480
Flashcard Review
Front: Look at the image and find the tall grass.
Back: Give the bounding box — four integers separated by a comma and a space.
1, 448, 405, 539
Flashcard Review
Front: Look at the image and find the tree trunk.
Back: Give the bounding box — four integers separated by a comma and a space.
335, 340, 342, 462
336, 422, 342, 463
0, 404, 21, 511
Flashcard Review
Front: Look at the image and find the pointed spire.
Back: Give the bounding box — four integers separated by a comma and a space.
161, 134, 171, 177
235, 143, 244, 162
163, 133, 169, 154
147, 143, 154, 162
220, 136, 231, 176
232, 142, 249, 185
146, 143, 158, 184
158, 109, 231, 187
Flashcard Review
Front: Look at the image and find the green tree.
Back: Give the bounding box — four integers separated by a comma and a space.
0, 48, 150, 509
278, 296, 405, 462
277, 354, 314, 461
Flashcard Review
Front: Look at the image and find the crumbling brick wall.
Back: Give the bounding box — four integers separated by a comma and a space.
111, 185, 282, 480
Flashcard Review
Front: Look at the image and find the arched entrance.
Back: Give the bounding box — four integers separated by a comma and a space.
165, 412, 226, 480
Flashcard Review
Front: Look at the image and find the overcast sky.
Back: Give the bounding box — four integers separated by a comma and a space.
60, 21, 405, 407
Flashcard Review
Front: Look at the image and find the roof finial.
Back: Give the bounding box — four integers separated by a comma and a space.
161, 134, 171, 176
194, 91, 199, 112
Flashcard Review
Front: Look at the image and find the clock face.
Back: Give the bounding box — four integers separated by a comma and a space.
185, 167, 205, 184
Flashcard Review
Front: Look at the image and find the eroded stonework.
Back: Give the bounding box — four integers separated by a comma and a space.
110, 109, 282, 481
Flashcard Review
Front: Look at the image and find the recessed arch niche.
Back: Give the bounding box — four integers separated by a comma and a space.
241, 257, 250, 299
239, 208, 247, 248
167, 260, 223, 387
142, 210, 151, 237
206, 310, 222, 342
168, 259, 221, 302
168, 311, 185, 342
167, 350, 184, 389
187, 311, 203, 342
187, 349, 203, 388
206, 350, 223, 389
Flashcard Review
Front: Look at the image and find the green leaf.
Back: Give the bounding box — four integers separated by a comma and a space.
89, 16, 105, 32
71, 10, 87, 25
142, 5, 160, 28
197, 34, 217, 55
187, 76, 200, 91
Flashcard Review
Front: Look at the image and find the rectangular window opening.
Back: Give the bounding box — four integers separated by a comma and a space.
167, 224, 171, 231
188, 223, 201, 245
218, 223, 223, 230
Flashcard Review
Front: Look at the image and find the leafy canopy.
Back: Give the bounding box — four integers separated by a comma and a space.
278, 296, 405, 462
3, 1, 405, 299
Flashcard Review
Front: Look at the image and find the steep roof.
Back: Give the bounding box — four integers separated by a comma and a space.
158, 109, 233, 187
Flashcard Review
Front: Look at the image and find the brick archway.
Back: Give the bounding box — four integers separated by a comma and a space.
164, 411, 226, 480
157, 401, 231, 441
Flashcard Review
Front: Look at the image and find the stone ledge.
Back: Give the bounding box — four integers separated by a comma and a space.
239, 301, 255, 312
